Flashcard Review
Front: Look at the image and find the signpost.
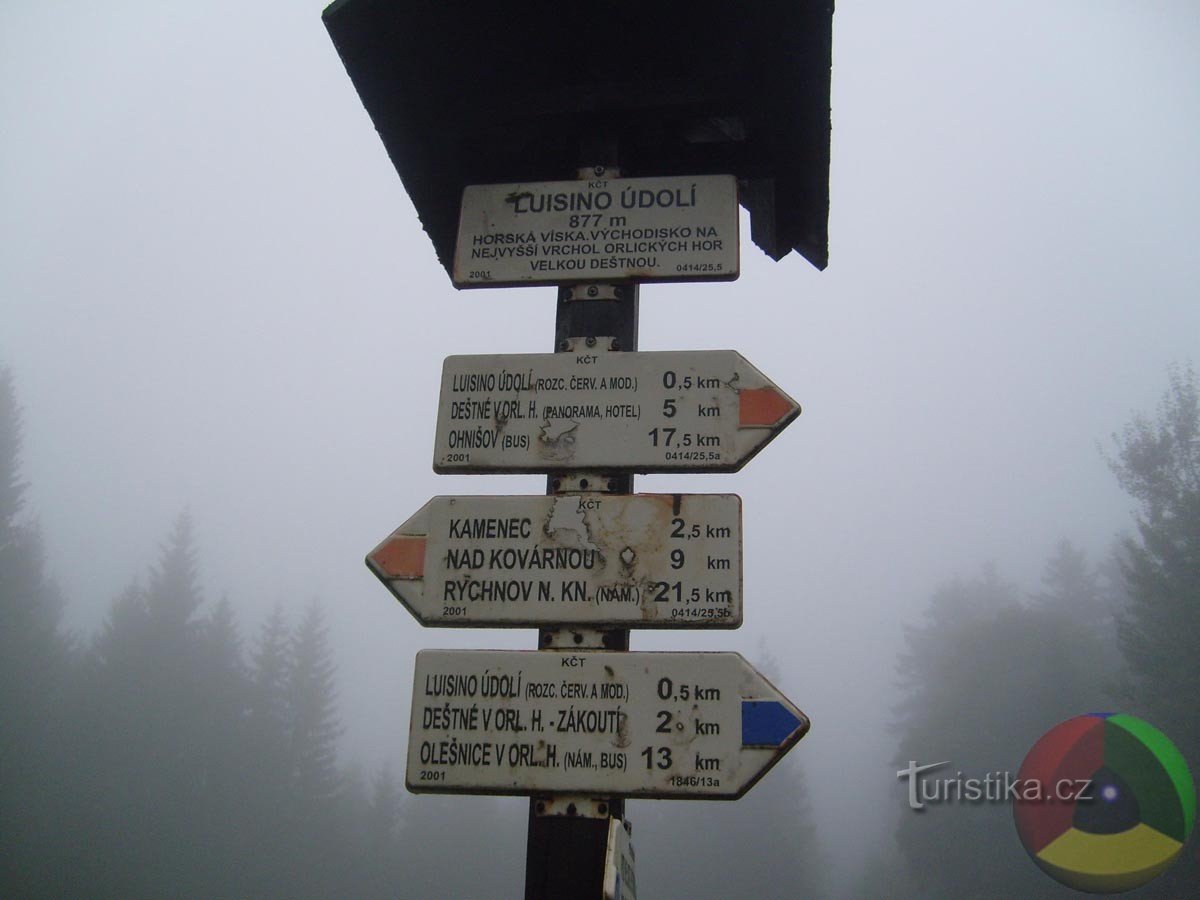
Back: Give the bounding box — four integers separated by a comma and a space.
602, 818, 637, 900
453, 174, 739, 287
326, 2, 832, 892
434, 346, 800, 474
367, 494, 742, 628
407, 650, 809, 799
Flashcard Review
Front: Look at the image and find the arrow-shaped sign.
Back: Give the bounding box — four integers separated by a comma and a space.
433, 345, 800, 473
602, 817, 636, 900
367, 494, 742, 628
407, 650, 809, 799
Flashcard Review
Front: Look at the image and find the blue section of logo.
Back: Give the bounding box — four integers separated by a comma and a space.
741, 700, 804, 747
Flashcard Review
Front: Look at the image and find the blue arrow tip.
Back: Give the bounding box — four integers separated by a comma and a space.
741, 700, 806, 747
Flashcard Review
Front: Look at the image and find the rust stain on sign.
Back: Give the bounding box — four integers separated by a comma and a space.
537, 417, 579, 461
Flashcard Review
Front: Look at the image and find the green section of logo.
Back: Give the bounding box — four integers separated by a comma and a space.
1107, 714, 1196, 841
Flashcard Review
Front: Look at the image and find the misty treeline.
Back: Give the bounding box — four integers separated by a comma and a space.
0, 365, 821, 899
4, 359, 1198, 900
0, 366, 401, 896
860, 364, 1200, 899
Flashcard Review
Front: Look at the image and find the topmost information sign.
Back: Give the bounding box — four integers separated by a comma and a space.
453, 174, 739, 288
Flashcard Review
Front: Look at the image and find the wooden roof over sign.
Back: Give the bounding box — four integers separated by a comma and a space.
322, 0, 833, 279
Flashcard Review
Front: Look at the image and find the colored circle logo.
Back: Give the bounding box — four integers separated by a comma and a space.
1014, 713, 1195, 893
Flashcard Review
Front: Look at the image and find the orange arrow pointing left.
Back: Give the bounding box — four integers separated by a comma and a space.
369, 535, 426, 579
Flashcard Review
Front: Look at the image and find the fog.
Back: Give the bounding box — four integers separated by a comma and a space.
3, 1, 1198, 897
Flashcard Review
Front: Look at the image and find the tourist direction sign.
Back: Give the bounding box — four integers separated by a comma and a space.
434, 346, 799, 474
407, 650, 808, 798
367, 494, 741, 628
453, 174, 739, 288
603, 818, 637, 900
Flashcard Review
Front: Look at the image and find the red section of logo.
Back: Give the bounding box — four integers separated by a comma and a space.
1013, 715, 1104, 852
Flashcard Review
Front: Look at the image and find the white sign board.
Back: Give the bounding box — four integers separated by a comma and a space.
433, 346, 800, 473
603, 819, 637, 900
368, 494, 741, 628
453, 174, 739, 287
407, 650, 809, 798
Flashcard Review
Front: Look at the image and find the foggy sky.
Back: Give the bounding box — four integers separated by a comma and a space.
3, 2, 1198, 896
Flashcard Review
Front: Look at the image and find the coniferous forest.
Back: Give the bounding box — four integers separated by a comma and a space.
863, 365, 1200, 899
2, 362, 1197, 898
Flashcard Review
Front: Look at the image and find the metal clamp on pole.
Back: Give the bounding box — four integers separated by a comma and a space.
549, 473, 618, 493
534, 796, 617, 819
561, 284, 627, 303
577, 165, 621, 180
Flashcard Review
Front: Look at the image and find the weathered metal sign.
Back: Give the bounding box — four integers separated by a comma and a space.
453, 174, 739, 287
603, 818, 637, 900
407, 650, 808, 798
367, 494, 741, 629
433, 346, 800, 473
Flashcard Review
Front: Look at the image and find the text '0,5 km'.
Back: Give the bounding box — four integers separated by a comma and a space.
407, 650, 809, 799
367, 494, 742, 628
434, 348, 800, 474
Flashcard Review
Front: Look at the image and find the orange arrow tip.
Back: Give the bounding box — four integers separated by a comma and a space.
738, 387, 798, 427
369, 536, 426, 579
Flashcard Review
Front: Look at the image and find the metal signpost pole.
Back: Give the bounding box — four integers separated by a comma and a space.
524, 157, 636, 900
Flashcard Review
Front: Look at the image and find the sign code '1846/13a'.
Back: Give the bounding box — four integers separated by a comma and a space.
367, 494, 742, 628
453, 174, 739, 287
408, 650, 809, 799
434, 346, 800, 473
